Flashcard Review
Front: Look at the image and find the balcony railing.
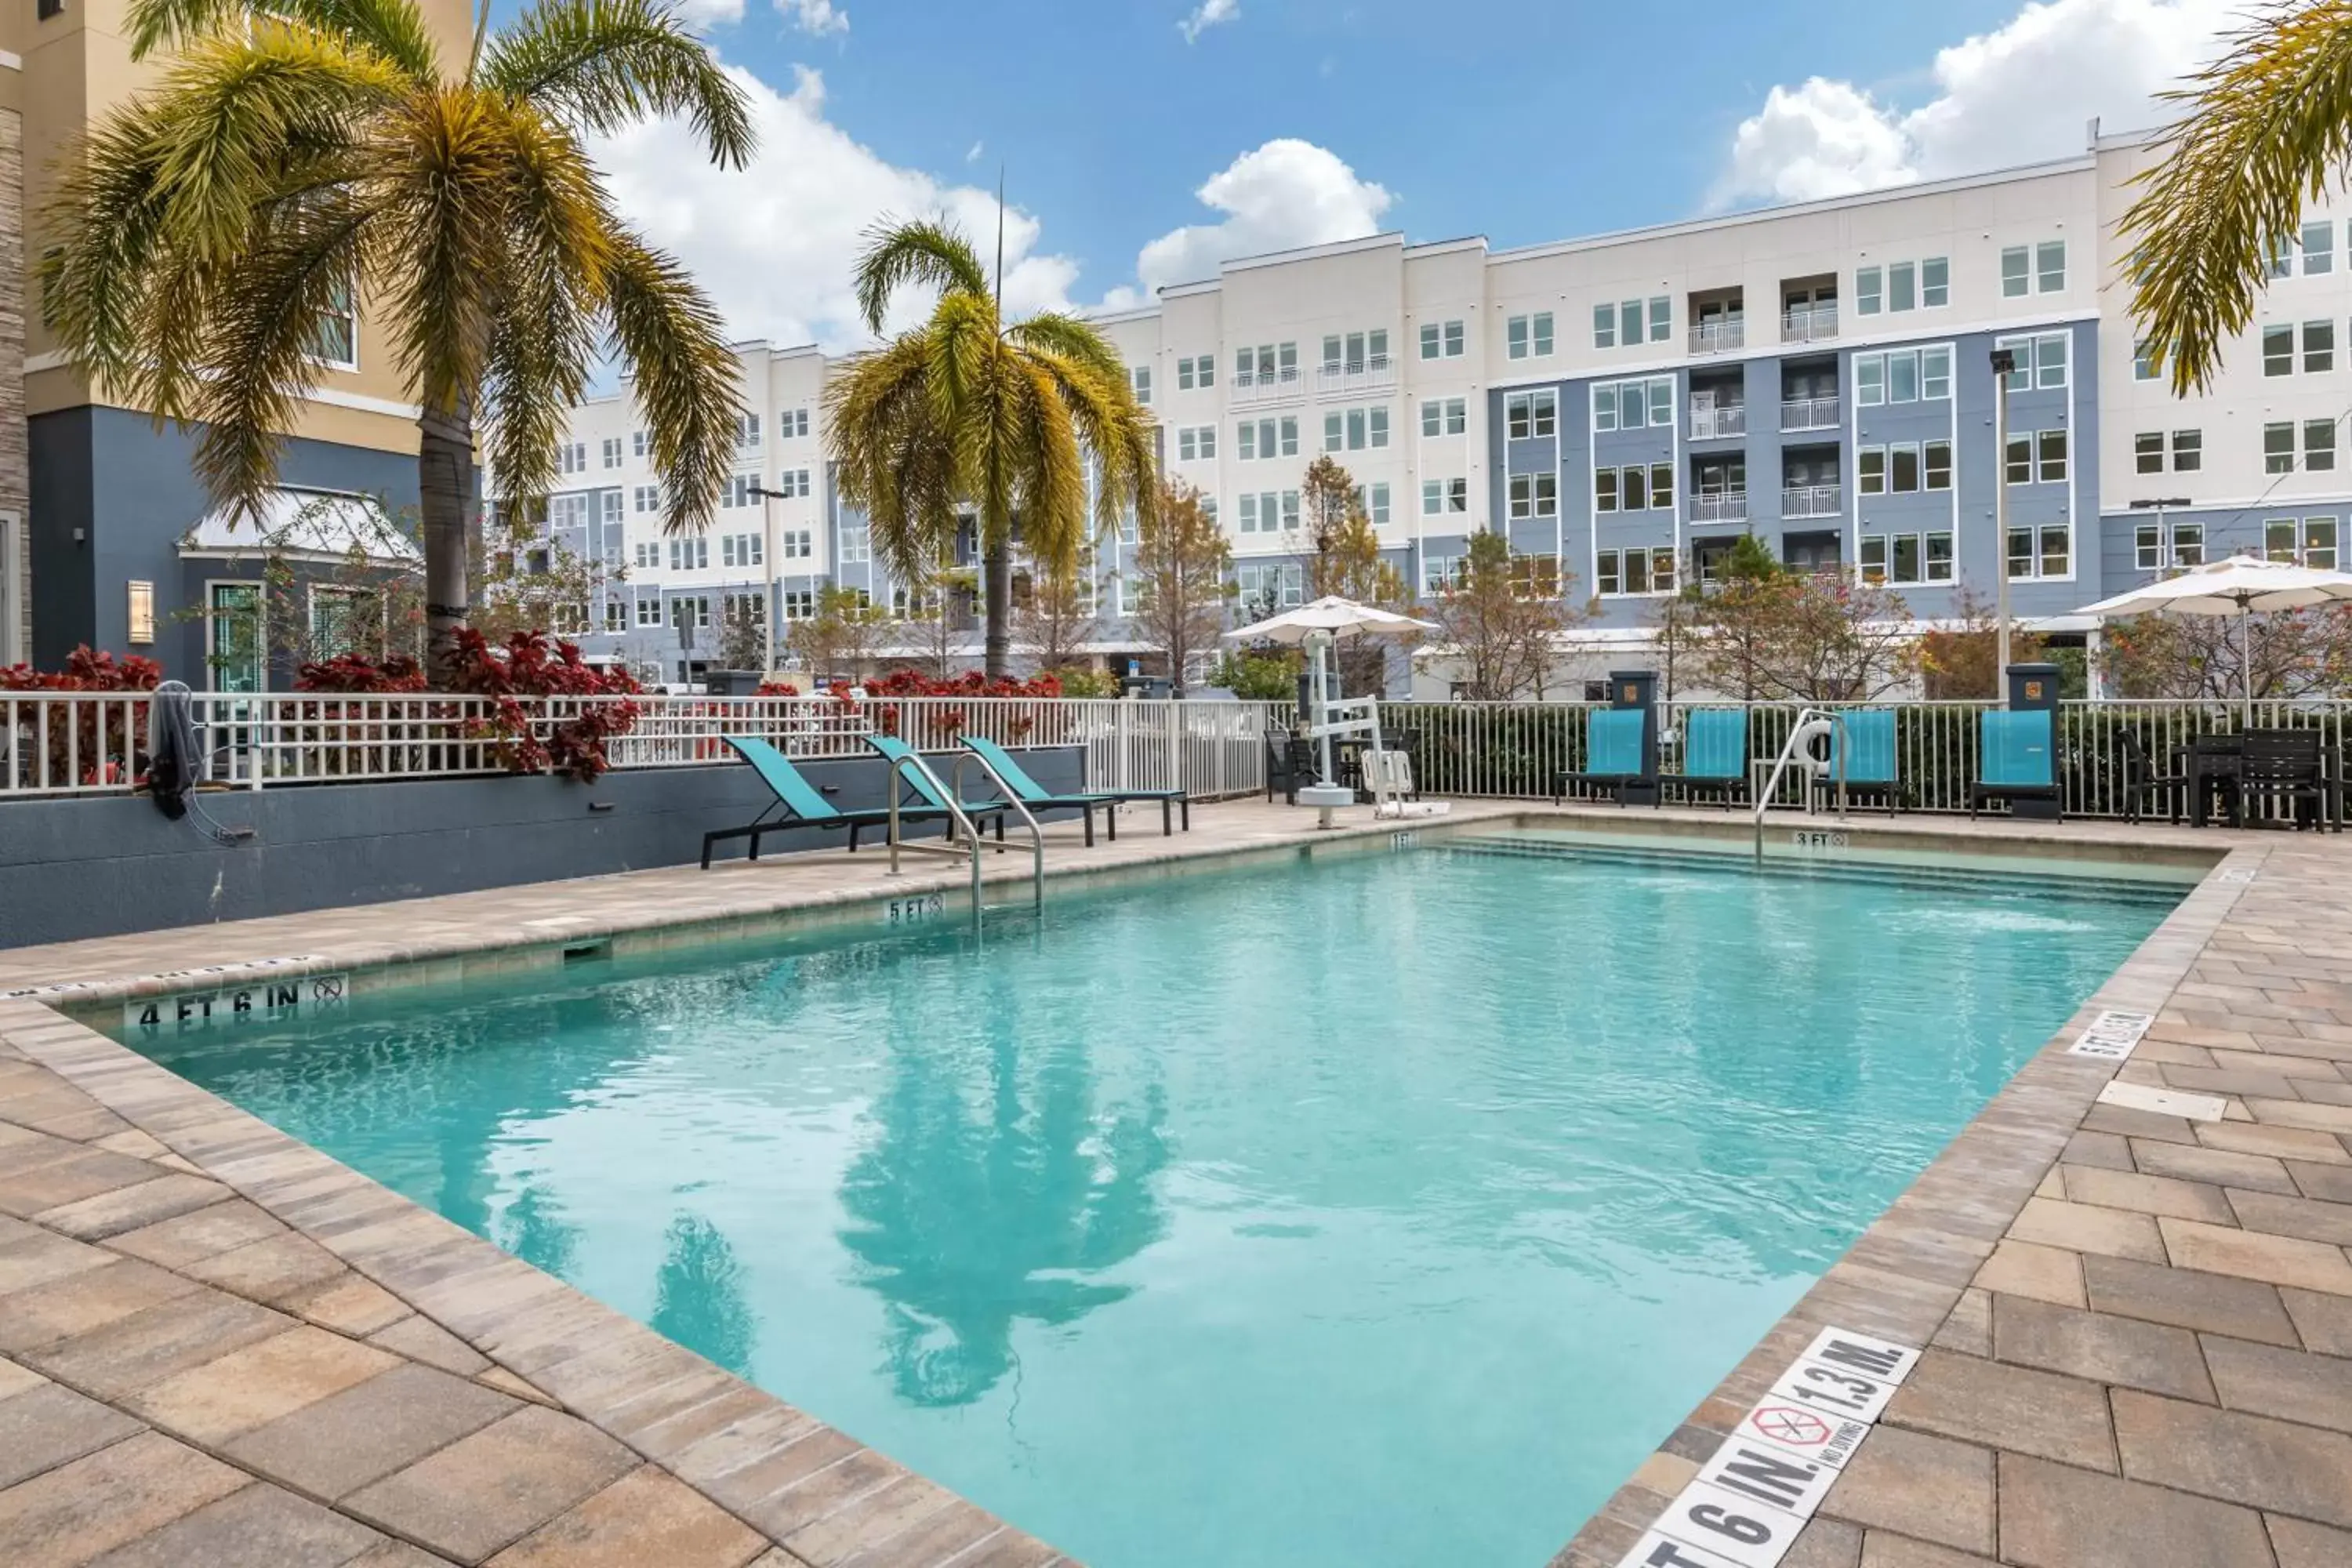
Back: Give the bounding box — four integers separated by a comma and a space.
1229, 367, 1302, 405
1313, 357, 1397, 396
1781, 483, 1843, 520
1780, 396, 1841, 432
1688, 318, 1745, 354
1690, 490, 1748, 524
1689, 405, 1747, 440
1781, 303, 1839, 343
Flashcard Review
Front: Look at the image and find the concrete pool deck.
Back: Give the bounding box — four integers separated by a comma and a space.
0, 799, 2345, 1566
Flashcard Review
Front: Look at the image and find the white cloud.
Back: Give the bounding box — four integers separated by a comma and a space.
1716, 0, 2237, 207
673, 0, 745, 27
1134, 139, 1393, 293
593, 64, 1077, 352
965, 140, 985, 164
1179, 0, 1239, 44
778, 0, 848, 36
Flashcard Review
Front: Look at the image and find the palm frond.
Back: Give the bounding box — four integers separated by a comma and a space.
125, 0, 442, 80
373, 91, 507, 419
1004, 354, 1088, 578
1004, 311, 1127, 384
2125, 2, 2352, 392
825, 336, 958, 585
38, 113, 180, 394
851, 220, 990, 334
479, 0, 753, 168
600, 227, 740, 536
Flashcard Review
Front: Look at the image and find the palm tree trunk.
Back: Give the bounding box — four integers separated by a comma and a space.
982, 533, 1011, 680
417, 402, 474, 684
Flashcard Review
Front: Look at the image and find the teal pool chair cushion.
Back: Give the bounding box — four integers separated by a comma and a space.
1659, 709, 1749, 808
1555, 708, 1653, 806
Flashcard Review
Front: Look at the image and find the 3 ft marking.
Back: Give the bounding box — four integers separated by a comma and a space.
125, 973, 347, 1033
1787, 829, 1849, 851
886, 893, 945, 925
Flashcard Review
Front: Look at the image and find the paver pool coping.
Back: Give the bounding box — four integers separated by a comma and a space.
2, 799, 2346, 1567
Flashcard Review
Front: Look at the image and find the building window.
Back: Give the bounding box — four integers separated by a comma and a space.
549, 492, 590, 531
2307, 517, 2339, 568
720, 474, 753, 508
2309, 319, 2337, 372
1852, 347, 1951, 407
2038, 428, 2068, 483
2266, 324, 2296, 376
1422, 554, 1464, 594
667, 536, 710, 570
2037, 240, 2066, 292
1505, 311, 1555, 360
633, 541, 658, 568
1322, 405, 1390, 452
1420, 321, 1465, 360
1507, 473, 1558, 520
1595, 547, 1678, 597
558, 441, 587, 475
1421, 397, 1467, 437
1175, 354, 1217, 390
1925, 440, 1951, 491
632, 430, 648, 458
1588, 377, 1668, 433
2134, 339, 2163, 382
601, 437, 622, 469
1129, 365, 1152, 405
775, 469, 811, 499
735, 412, 760, 451
1858, 533, 1955, 586
2308, 418, 2338, 471
1857, 256, 1945, 314
2135, 432, 2165, 475
2266, 421, 2297, 474
1236, 416, 1298, 460
2005, 525, 2072, 580
782, 529, 811, 559
1507, 390, 1559, 440
1177, 425, 1217, 462
2002, 245, 2029, 298
839, 527, 869, 564
1994, 332, 2069, 390
779, 407, 810, 438
2306, 221, 2336, 275
1421, 477, 1468, 516
310, 278, 358, 368
1922, 256, 1949, 307
636, 595, 662, 627
1234, 561, 1305, 611
1857, 266, 1882, 316
1362, 482, 1391, 525
2172, 430, 2202, 471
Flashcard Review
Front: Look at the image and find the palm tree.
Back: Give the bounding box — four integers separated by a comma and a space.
2125, 4, 2352, 393
826, 220, 1157, 678
39, 0, 752, 678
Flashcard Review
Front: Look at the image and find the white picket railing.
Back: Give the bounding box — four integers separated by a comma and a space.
0, 692, 1288, 803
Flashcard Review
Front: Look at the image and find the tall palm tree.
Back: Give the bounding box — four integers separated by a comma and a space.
826, 221, 1157, 678
40, 0, 752, 677
2125, 3, 2352, 393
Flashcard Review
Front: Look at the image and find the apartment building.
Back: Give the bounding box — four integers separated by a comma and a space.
7, 0, 474, 684
543, 123, 2352, 688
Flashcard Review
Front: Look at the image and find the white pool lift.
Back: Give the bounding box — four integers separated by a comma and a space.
1224, 596, 1452, 829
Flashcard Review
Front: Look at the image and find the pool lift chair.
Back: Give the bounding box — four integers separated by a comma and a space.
1296, 627, 1450, 829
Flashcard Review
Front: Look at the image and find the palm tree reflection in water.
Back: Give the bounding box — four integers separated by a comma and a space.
838, 1025, 1171, 1408
652, 1214, 760, 1378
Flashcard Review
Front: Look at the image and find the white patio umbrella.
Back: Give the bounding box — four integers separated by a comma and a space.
1224, 595, 1438, 644
2073, 554, 2352, 720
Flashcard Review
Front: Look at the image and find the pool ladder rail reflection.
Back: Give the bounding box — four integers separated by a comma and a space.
882, 748, 1046, 922
1751, 707, 1850, 861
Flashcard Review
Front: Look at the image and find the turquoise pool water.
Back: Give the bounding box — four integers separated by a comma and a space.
130, 838, 2181, 1568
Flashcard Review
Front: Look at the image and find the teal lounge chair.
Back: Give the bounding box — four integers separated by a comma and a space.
1659, 708, 1748, 808
1968, 710, 2060, 818
964, 733, 1191, 838
1555, 708, 1652, 806
702, 736, 980, 867
864, 735, 1018, 842
1816, 709, 1904, 812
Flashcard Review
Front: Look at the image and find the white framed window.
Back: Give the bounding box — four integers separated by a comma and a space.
636, 594, 662, 627
1857, 531, 1955, 586
1359, 483, 1391, 525
1421, 397, 1468, 437
839, 526, 869, 564
1646, 296, 1669, 343
1129, 365, 1152, 405
1587, 376, 1673, 432
1592, 303, 1615, 349
1421, 477, 1468, 516
558, 441, 587, 475
2001, 245, 2029, 298
2266, 421, 2297, 474
1323, 405, 1390, 452
2003, 430, 2068, 485
1177, 425, 1218, 462
1232, 342, 1298, 387
601, 437, 622, 469
2003, 524, 2073, 581
1595, 547, 1678, 597
603, 598, 626, 633
775, 469, 811, 499
1922, 257, 1949, 307
721, 533, 764, 568
631, 430, 649, 459
721, 474, 754, 508
735, 411, 761, 451
1507, 390, 1559, 440
633, 541, 658, 568
2036, 241, 2066, 293
2135, 521, 2209, 572
1422, 554, 1464, 594
547, 492, 589, 531
1505, 311, 1554, 360
670, 595, 711, 629
1236, 490, 1300, 535
2309, 319, 2336, 373
2135, 339, 2162, 382
1237, 416, 1298, 460
1175, 353, 1217, 390
2308, 418, 2338, 472
2270, 234, 2295, 278
782, 529, 811, 560
1507, 473, 1558, 520
2304, 221, 2336, 276
1994, 332, 2069, 390
2265, 324, 2296, 376
2172, 430, 2202, 472
667, 536, 710, 570
779, 407, 810, 438
310, 278, 358, 369
633, 484, 662, 514
1234, 561, 1305, 611
1419, 321, 1465, 360
781, 588, 815, 621
1322, 329, 1391, 374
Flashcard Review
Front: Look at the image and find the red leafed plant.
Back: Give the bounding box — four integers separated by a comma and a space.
854, 666, 1062, 744
753, 678, 801, 696
441, 630, 641, 782
293, 653, 428, 692
0, 646, 164, 786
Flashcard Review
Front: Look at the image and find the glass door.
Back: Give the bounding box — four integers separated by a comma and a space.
209, 583, 264, 692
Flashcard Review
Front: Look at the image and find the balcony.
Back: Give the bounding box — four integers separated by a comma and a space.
1782, 303, 1839, 343
1780, 396, 1841, 433
1690, 404, 1747, 440
1313, 356, 1397, 397
1688, 318, 1745, 355
1690, 490, 1749, 524
1229, 366, 1303, 406
1782, 483, 1843, 520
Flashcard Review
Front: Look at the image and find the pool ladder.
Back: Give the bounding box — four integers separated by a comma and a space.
881, 749, 1045, 922
1750, 708, 1849, 862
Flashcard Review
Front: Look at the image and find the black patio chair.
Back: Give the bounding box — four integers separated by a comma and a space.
1265, 731, 1316, 805
2114, 731, 2191, 826
2238, 729, 2339, 831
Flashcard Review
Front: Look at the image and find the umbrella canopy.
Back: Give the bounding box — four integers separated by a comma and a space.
2075, 554, 2352, 619
1225, 595, 1437, 644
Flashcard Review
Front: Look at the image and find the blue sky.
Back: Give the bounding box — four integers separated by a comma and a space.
557, 0, 2238, 348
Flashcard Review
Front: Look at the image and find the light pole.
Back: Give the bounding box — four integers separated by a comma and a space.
1988, 347, 2016, 706
746, 481, 785, 680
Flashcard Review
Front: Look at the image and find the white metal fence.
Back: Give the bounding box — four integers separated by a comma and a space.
0, 691, 1287, 802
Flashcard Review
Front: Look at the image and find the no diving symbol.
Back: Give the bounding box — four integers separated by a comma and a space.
1751, 1406, 1830, 1447
310, 976, 346, 1002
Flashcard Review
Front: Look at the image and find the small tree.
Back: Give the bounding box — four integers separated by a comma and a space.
472, 509, 622, 647
1684, 540, 1918, 701
1918, 583, 2046, 699
1131, 481, 1233, 695
1011, 559, 1100, 674
1210, 647, 1302, 700
717, 603, 770, 672
892, 565, 973, 679
1423, 532, 1579, 700
786, 585, 889, 687
1682, 537, 1790, 701
1298, 456, 1409, 604
2100, 606, 2352, 699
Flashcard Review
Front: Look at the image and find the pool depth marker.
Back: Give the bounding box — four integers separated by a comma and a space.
1614, 1326, 1920, 1568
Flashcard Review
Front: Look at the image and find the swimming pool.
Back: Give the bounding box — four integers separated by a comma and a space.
128, 835, 2184, 1567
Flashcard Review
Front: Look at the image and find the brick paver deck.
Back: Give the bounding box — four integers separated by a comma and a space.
2, 799, 2344, 1566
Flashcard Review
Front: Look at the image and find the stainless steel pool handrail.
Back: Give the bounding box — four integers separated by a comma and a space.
1751, 706, 1846, 862
953, 751, 1046, 911
884, 751, 983, 916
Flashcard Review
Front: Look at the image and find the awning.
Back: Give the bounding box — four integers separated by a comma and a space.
178, 488, 422, 567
